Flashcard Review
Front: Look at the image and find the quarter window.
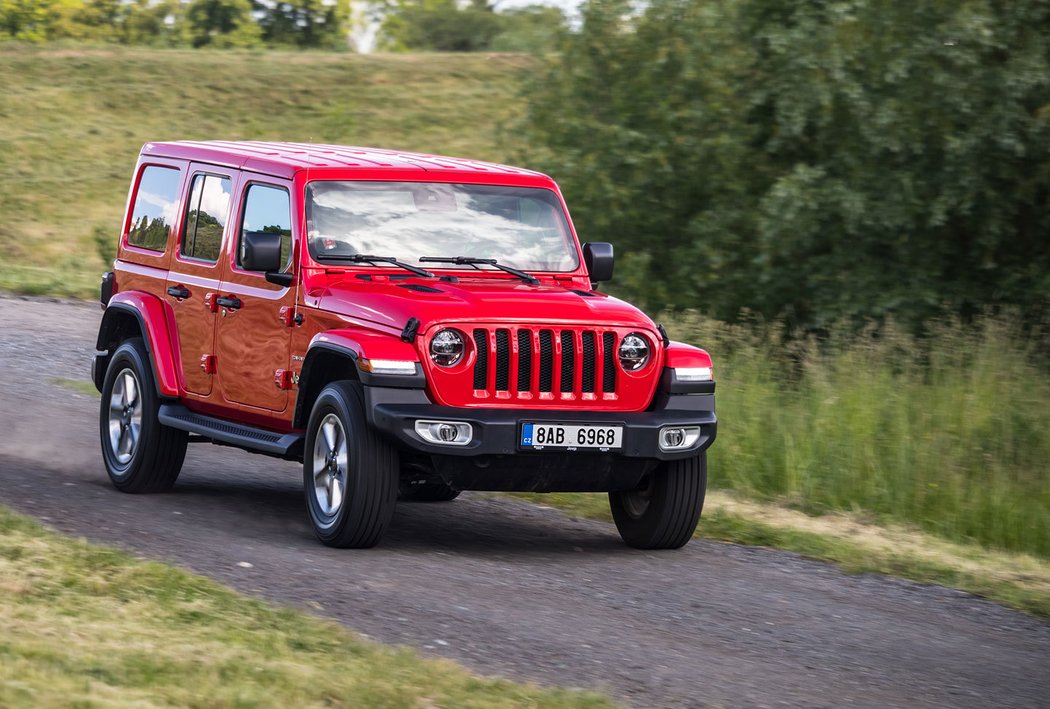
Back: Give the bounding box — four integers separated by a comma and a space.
239, 184, 292, 272
182, 174, 231, 263
127, 166, 181, 252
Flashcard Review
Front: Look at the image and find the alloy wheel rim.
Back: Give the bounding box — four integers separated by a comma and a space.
108, 368, 143, 467
312, 413, 349, 523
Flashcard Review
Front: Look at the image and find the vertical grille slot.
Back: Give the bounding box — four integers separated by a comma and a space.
538, 330, 554, 392
581, 332, 596, 393
517, 330, 532, 392
560, 331, 575, 393
602, 332, 616, 393
473, 329, 488, 390
495, 329, 510, 391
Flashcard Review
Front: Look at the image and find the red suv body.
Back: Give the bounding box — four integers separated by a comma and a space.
94, 141, 717, 548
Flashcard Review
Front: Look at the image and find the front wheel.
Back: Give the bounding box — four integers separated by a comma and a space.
609, 452, 707, 549
304, 381, 398, 548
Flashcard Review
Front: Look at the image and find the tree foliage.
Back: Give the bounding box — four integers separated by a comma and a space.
522, 0, 1050, 329
255, 0, 348, 48
0, 0, 347, 47
377, 0, 565, 53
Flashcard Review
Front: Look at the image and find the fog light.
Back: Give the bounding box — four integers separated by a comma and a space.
414, 420, 472, 446
659, 426, 701, 451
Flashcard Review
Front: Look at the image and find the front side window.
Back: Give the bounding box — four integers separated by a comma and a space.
305, 182, 579, 272
127, 166, 181, 251
181, 173, 231, 263
239, 184, 292, 272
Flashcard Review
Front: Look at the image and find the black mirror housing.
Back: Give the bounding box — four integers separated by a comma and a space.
242, 230, 284, 273
582, 242, 614, 282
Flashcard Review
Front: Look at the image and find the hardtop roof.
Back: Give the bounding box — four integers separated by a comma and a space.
141, 140, 552, 183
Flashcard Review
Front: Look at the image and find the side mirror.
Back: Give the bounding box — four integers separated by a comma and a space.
582, 242, 614, 283
242, 230, 284, 273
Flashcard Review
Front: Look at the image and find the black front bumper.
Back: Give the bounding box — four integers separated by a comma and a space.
365, 387, 716, 462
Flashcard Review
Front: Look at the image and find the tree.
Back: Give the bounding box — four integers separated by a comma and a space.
377, 0, 502, 52
0, 0, 77, 40
522, 0, 1050, 330
520, 0, 756, 313
255, 0, 348, 48
490, 4, 566, 54
186, 0, 261, 47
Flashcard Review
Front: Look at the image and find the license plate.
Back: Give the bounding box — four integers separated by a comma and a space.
520, 423, 623, 451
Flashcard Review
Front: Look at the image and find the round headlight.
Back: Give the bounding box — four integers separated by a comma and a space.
430, 329, 465, 367
618, 333, 650, 371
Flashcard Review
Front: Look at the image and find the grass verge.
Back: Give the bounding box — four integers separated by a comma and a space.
512, 490, 1050, 620
0, 504, 612, 708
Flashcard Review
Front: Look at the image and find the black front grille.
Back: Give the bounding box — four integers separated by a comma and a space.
468, 326, 617, 400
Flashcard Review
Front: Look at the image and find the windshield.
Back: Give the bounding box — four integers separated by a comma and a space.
305, 181, 580, 272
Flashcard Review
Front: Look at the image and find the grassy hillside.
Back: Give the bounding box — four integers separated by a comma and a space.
0, 46, 531, 297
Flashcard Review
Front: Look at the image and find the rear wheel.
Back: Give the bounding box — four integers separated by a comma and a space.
99, 338, 187, 493
304, 381, 398, 548
609, 452, 706, 549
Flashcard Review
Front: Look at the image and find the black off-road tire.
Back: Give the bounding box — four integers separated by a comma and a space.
609, 452, 707, 549
99, 338, 188, 493
304, 381, 398, 548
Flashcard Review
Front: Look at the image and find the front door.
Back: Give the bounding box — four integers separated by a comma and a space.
165, 166, 234, 396
215, 179, 297, 413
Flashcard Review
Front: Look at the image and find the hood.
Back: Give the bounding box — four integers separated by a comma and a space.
306, 273, 657, 335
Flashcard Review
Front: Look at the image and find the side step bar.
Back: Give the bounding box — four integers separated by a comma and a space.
159, 403, 304, 459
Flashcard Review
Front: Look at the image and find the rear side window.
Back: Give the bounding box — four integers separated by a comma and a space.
239, 184, 292, 272
182, 173, 232, 263
127, 166, 181, 252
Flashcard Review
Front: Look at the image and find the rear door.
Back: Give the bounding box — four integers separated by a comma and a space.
214, 177, 297, 413
164, 166, 234, 397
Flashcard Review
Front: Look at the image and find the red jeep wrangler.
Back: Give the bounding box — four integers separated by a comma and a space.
94, 141, 717, 549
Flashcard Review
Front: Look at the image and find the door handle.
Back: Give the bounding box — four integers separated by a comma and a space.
216, 295, 242, 310
166, 285, 190, 300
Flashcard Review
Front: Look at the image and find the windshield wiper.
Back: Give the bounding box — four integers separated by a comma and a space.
418, 256, 539, 285
315, 254, 435, 279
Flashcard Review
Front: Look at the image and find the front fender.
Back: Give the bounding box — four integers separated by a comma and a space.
293, 328, 425, 429
663, 341, 713, 370
97, 292, 181, 398
659, 341, 715, 395
310, 328, 422, 364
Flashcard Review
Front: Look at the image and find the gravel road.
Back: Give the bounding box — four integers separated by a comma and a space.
1, 294, 1047, 708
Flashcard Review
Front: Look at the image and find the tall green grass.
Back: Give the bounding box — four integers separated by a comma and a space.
668, 312, 1050, 558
